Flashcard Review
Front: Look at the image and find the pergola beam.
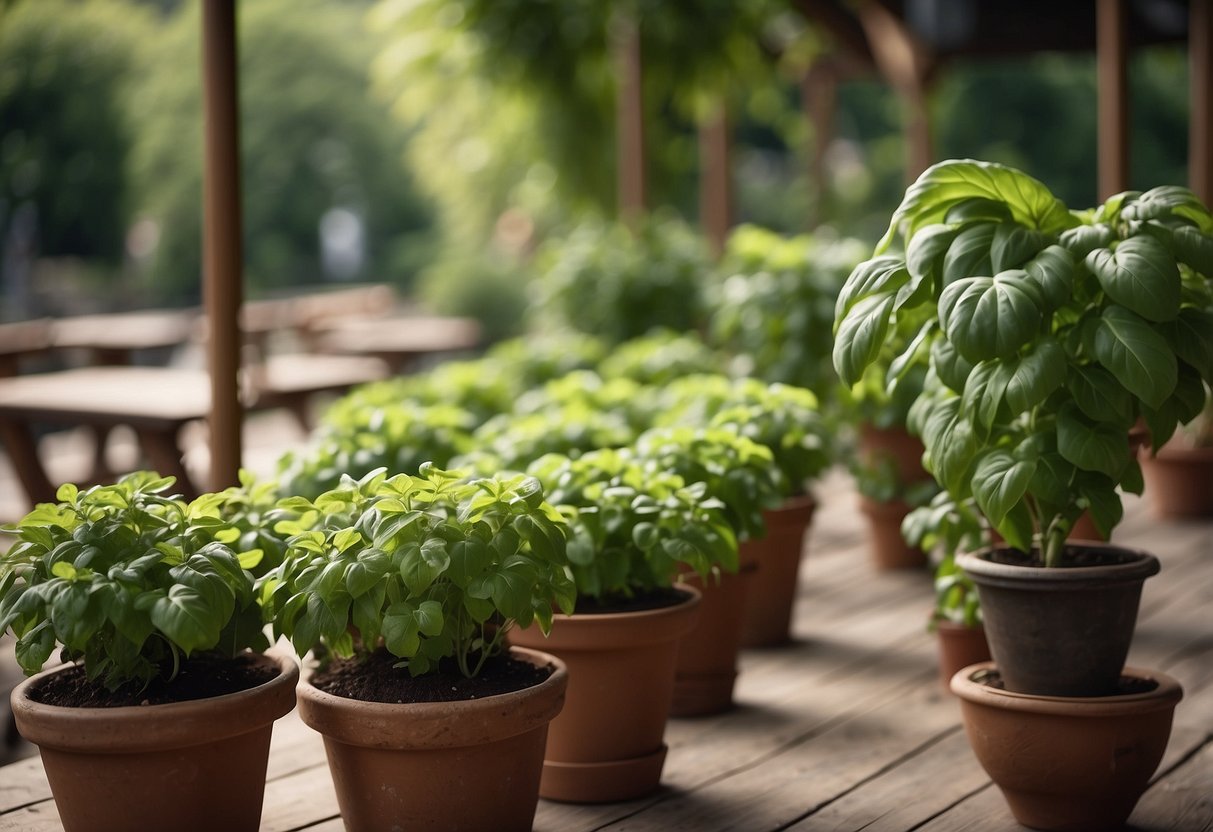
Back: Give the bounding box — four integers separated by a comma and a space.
613, 12, 646, 223
1191, 0, 1213, 204
698, 102, 732, 256
1097, 0, 1130, 199
201, 0, 243, 489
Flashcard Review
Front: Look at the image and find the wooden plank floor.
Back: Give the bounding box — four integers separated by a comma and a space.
1, 475, 1210, 832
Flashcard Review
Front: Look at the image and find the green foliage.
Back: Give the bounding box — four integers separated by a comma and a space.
531, 216, 715, 343
130, 0, 431, 302
458, 404, 636, 474
201, 470, 290, 574
528, 449, 737, 600
653, 375, 831, 497
632, 426, 784, 541
415, 245, 532, 345
903, 493, 986, 629
486, 332, 610, 388
834, 159, 1213, 565
0, 0, 153, 265
0, 473, 268, 690
708, 225, 867, 396
279, 398, 476, 500
513, 370, 648, 430
262, 465, 573, 678
598, 330, 726, 385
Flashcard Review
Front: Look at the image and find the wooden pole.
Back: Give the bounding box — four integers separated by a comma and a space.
202, 0, 243, 489
1097, 0, 1129, 199
1191, 0, 1213, 205
613, 11, 646, 223
803, 61, 838, 229
698, 101, 732, 257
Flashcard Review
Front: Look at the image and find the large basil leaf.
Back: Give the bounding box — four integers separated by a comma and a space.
903, 224, 958, 307
971, 450, 1036, 528
1091, 305, 1178, 409
991, 224, 1047, 272
1067, 363, 1135, 427
920, 397, 979, 495
1057, 404, 1129, 479
945, 197, 1014, 223
1141, 364, 1209, 451
942, 223, 996, 286
1075, 472, 1124, 539
1123, 185, 1213, 231
1004, 337, 1068, 413
878, 159, 1077, 251
931, 337, 975, 394
1023, 245, 1076, 309
833, 293, 896, 385
834, 257, 908, 320
1162, 307, 1213, 381
1171, 225, 1213, 277
939, 271, 1044, 362
1059, 224, 1116, 258
1086, 236, 1181, 322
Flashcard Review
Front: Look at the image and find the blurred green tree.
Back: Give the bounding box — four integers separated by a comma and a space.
131, 0, 432, 302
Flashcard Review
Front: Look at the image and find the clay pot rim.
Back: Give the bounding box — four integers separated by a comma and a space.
513, 585, 702, 651
11, 651, 299, 753
951, 662, 1183, 715
1144, 441, 1213, 462
958, 544, 1160, 589
552, 584, 702, 624
932, 618, 984, 634
296, 645, 567, 749
857, 495, 913, 517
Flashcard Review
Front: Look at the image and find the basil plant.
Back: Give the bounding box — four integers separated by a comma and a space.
833, 159, 1213, 566
0, 472, 269, 691
261, 465, 574, 678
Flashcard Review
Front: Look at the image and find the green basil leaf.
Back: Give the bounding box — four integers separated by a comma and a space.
1162, 308, 1213, 381
833, 293, 896, 385
971, 450, 1036, 528
930, 338, 974, 394
940, 271, 1044, 362
1023, 245, 1076, 310
1068, 363, 1135, 428
1171, 225, 1213, 276
1057, 404, 1130, 479
942, 222, 995, 286
834, 257, 908, 320
991, 223, 1047, 272
1092, 305, 1178, 409
150, 584, 219, 654
904, 224, 958, 305
1059, 224, 1116, 258
1086, 236, 1181, 322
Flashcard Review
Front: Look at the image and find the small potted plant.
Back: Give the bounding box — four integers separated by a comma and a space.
511, 448, 736, 802
835, 159, 1210, 829
651, 376, 832, 647
1, 472, 298, 832
454, 402, 636, 474
597, 328, 726, 385
262, 465, 574, 832
631, 424, 786, 714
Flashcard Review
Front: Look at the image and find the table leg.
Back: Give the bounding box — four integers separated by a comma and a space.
136, 427, 199, 499
88, 425, 115, 482
0, 420, 57, 507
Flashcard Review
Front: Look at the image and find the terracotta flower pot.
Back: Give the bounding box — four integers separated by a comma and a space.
859, 496, 927, 570
10, 652, 298, 832
508, 587, 700, 803
857, 423, 931, 486
952, 663, 1183, 832
958, 544, 1160, 696
934, 620, 991, 691
739, 496, 816, 647
296, 646, 567, 832
671, 556, 757, 717
1141, 443, 1213, 519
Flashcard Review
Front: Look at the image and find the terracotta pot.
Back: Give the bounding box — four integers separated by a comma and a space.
1141, 443, 1213, 518
934, 620, 991, 691
739, 496, 816, 647
11, 652, 298, 832
508, 587, 700, 803
857, 423, 931, 485
958, 544, 1160, 696
859, 496, 927, 570
296, 646, 567, 832
952, 663, 1183, 832
671, 557, 757, 717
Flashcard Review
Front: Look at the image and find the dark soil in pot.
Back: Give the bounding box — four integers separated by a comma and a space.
311, 648, 550, 703
958, 544, 1160, 697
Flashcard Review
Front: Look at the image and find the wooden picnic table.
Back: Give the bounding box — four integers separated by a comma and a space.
0, 357, 388, 508
311, 315, 481, 373
49, 309, 200, 365
1, 483, 1208, 831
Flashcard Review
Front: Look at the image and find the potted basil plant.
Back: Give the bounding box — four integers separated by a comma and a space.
0, 472, 297, 832
512, 448, 736, 802
835, 159, 1210, 830
261, 465, 573, 832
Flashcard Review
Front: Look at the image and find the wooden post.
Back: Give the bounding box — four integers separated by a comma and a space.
201, 0, 243, 489
1191, 0, 1213, 205
698, 101, 732, 256
613, 11, 646, 223
803, 61, 838, 229
1097, 0, 1129, 199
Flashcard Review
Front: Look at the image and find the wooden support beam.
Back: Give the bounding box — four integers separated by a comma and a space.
698, 102, 732, 257
803, 61, 838, 229
1097, 0, 1129, 199
855, 1, 936, 182
1191, 0, 1213, 205
201, 0, 243, 489
613, 12, 646, 223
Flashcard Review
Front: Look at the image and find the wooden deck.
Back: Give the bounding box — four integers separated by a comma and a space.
1, 477, 1210, 831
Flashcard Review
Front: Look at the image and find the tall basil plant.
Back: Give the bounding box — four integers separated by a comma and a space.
833, 160, 1213, 567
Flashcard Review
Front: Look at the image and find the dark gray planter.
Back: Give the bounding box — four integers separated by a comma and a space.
957, 545, 1159, 696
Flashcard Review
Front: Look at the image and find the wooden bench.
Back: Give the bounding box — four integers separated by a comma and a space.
0, 319, 53, 378
310, 315, 482, 373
